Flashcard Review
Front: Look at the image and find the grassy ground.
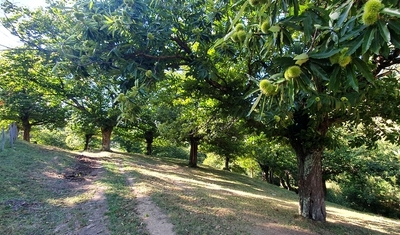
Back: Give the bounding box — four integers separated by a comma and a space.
1, 141, 399, 234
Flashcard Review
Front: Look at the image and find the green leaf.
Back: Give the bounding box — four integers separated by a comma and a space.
377, 20, 391, 43
303, 14, 313, 41
362, 27, 376, 54
269, 25, 281, 33
245, 87, 261, 99
387, 20, 400, 33
309, 48, 341, 59
275, 77, 286, 84
231, 1, 248, 31
370, 29, 381, 54
287, 79, 295, 106
328, 66, 341, 92
305, 96, 315, 109
346, 66, 358, 92
294, 53, 309, 60
344, 38, 363, 55
213, 37, 226, 49
309, 63, 329, 81
352, 58, 375, 84
339, 24, 366, 43
336, 0, 353, 26
291, 0, 300, 16
390, 33, 400, 48
104, 15, 114, 23
381, 8, 400, 17
247, 93, 262, 116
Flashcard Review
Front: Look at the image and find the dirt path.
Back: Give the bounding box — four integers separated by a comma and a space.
119, 163, 175, 235
52, 153, 175, 235
53, 155, 110, 235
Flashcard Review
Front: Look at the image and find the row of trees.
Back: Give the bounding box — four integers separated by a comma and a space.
1, 0, 400, 221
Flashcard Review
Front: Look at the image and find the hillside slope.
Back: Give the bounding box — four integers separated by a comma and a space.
0, 141, 399, 234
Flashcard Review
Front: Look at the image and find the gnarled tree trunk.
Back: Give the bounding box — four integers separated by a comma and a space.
101, 126, 113, 151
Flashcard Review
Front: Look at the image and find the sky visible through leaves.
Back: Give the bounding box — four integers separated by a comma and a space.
0, 0, 47, 49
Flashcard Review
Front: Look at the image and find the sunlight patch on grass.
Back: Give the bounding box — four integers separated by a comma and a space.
327, 205, 400, 234
135, 166, 297, 207
103, 151, 400, 235
47, 190, 96, 207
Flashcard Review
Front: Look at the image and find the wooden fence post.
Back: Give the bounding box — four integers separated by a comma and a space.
1, 127, 4, 151
9, 122, 18, 148
9, 123, 14, 148
12, 122, 17, 141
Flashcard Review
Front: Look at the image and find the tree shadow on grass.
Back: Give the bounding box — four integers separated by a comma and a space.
119, 154, 400, 235
0, 142, 112, 235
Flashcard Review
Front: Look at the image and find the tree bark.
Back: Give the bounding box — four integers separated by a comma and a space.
279, 177, 288, 189
144, 131, 154, 155
269, 169, 274, 184
258, 162, 269, 181
223, 156, 230, 171
287, 112, 329, 221
285, 170, 293, 191
189, 135, 200, 167
292, 143, 326, 221
83, 134, 93, 151
101, 126, 113, 151
22, 120, 31, 142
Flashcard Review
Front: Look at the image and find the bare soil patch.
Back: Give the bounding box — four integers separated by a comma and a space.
63, 155, 102, 181
53, 154, 110, 235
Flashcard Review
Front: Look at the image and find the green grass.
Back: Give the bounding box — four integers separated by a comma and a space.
101, 158, 148, 235
0, 141, 79, 234
113, 154, 400, 235
1, 142, 399, 235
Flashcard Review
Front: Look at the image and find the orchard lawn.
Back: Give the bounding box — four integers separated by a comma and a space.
0, 141, 399, 235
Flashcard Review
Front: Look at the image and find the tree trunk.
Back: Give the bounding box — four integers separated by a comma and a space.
285, 170, 293, 191
269, 169, 274, 184
189, 135, 200, 167
83, 134, 93, 151
279, 177, 288, 189
223, 156, 230, 171
258, 162, 269, 181
22, 120, 31, 142
295, 147, 326, 221
101, 126, 113, 151
144, 131, 154, 155
288, 113, 329, 221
